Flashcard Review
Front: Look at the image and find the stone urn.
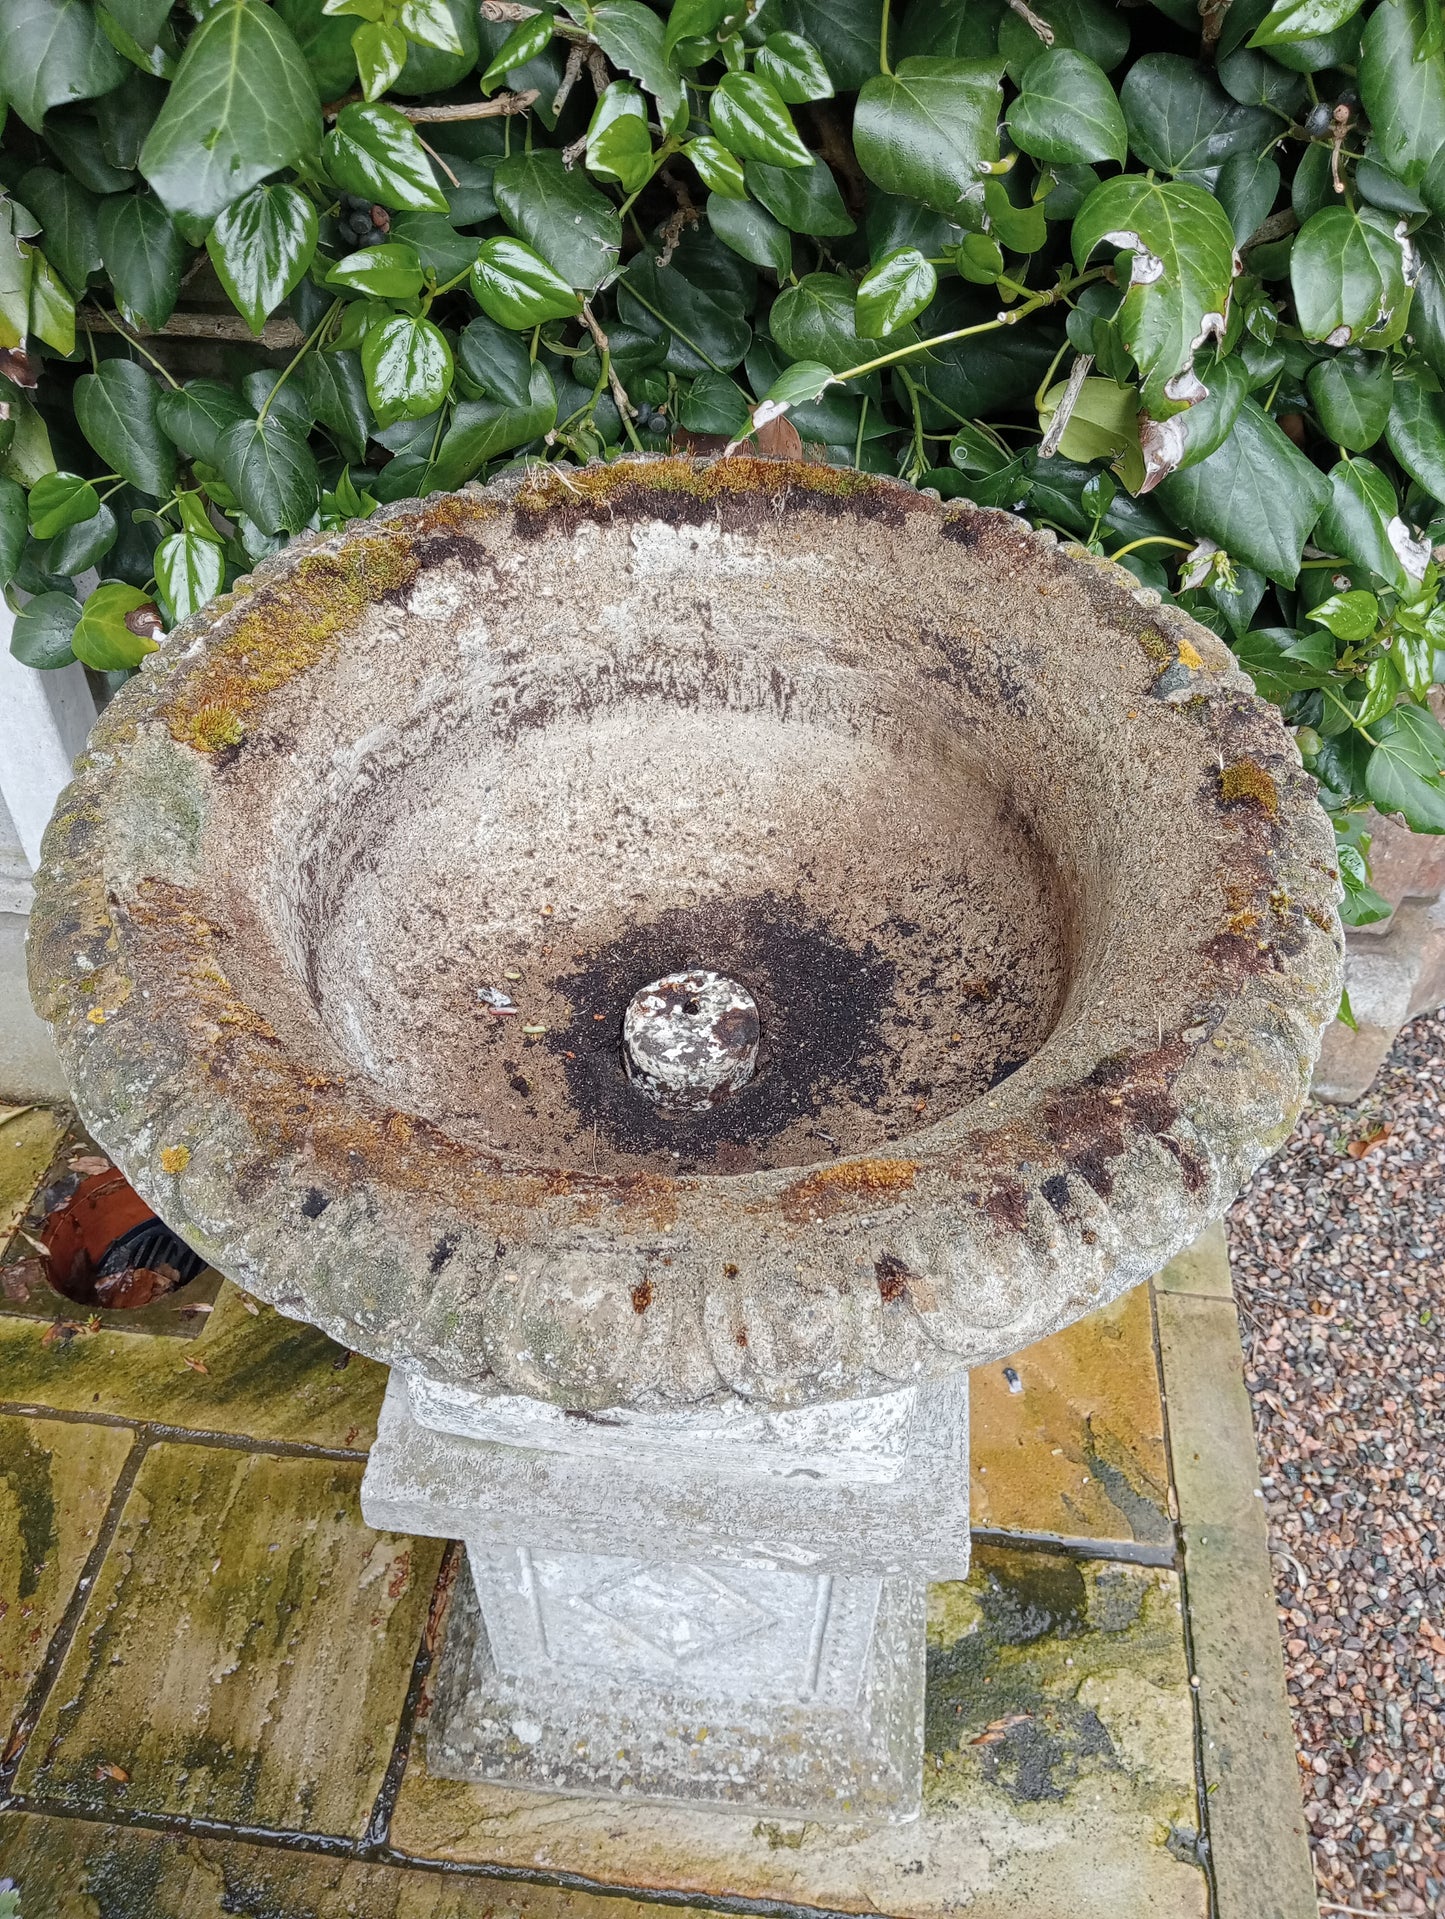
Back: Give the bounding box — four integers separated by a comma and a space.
28, 456, 1341, 1822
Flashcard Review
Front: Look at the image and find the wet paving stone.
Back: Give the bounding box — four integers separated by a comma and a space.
388, 1547, 1206, 1919
970, 1281, 1170, 1546
13, 1443, 440, 1836
0, 1812, 722, 1919
0, 1414, 134, 1748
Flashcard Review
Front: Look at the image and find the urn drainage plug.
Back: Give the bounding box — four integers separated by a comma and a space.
622, 968, 760, 1115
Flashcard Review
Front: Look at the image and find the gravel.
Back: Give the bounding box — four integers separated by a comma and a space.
1228, 1009, 1445, 1916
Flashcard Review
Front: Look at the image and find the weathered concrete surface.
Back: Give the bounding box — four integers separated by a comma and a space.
29, 458, 1342, 1412
0, 1103, 66, 1244
0, 1414, 134, 1747
14, 1443, 439, 1835
970, 1278, 1169, 1545
1156, 1239, 1319, 1919
390, 1547, 1207, 1919
0, 1812, 722, 1919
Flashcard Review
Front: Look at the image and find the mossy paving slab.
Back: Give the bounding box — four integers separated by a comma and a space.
0, 1106, 66, 1248
0, 1415, 134, 1747
389, 1546, 1206, 1919
0, 1281, 386, 1450
14, 1444, 441, 1835
0, 1815, 722, 1919
970, 1282, 1170, 1545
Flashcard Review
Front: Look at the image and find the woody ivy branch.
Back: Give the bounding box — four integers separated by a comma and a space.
4, 0, 1445, 939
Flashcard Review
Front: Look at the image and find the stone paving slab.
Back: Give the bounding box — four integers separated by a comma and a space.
388, 1545, 1207, 1919
0, 1812, 720, 1919
0, 1106, 66, 1246
969, 1281, 1169, 1546
13, 1442, 441, 1837
0, 1414, 135, 1751
0, 1284, 387, 1451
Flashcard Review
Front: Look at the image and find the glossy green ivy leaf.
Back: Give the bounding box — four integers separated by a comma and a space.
744, 156, 854, 235
140, 0, 321, 219
1366, 701, 1445, 829
494, 148, 622, 292
155, 528, 225, 625
1073, 175, 1238, 417
0, 476, 27, 589
10, 589, 83, 668
1386, 372, 1445, 509
17, 168, 100, 298
97, 191, 185, 332
706, 193, 792, 276
28, 250, 74, 355
216, 412, 320, 534
1359, 0, 1445, 189
769, 0, 881, 91
324, 101, 448, 212
1309, 586, 1379, 640
74, 358, 177, 498
275, 0, 356, 97
208, 182, 318, 334
156, 379, 251, 466
1155, 398, 1331, 581
1119, 54, 1275, 181
755, 32, 834, 103
0, 0, 127, 133
472, 234, 583, 326
1315, 455, 1414, 587
1213, 149, 1281, 246
1006, 49, 1127, 167
617, 251, 751, 373
361, 311, 453, 426
586, 84, 653, 195
565, 2, 687, 130
1307, 348, 1394, 450
455, 313, 535, 406
854, 58, 1002, 215
28, 471, 100, 539
480, 11, 554, 90
769, 272, 869, 372
298, 350, 369, 460
1291, 204, 1410, 345
678, 368, 751, 432
855, 246, 936, 339
72, 579, 155, 669
1249, 0, 1365, 45
391, 0, 476, 91
686, 136, 747, 199
709, 72, 811, 168
353, 20, 409, 99
428, 361, 557, 488
997, 0, 1130, 80
328, 241, 425, 298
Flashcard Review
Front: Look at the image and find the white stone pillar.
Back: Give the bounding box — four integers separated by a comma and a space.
361, 1370, 970, 1821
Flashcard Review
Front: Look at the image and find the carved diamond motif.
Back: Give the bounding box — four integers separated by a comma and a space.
572, 1563, 774, 1664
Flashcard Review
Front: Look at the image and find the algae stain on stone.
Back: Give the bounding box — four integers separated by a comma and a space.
0, 1426, 59, 1601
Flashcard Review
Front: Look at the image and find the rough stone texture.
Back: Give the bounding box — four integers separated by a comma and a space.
389, 1547, 1207, 1919
0, 1813, 725, 1919
0, 1103, 65, 1246
0, 1414, 134, 1746
1313, 896, 1445, 1102
969, 1277, 1169, 1546
14, 1442, 440, 1835
28, 457, 1341, 1413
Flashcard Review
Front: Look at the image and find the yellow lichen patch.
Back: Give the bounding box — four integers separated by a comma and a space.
1176, 636, 1204, 669
778, 1157, 916, 1225
1217, 759, 1279, 816
158, 496, 480, 753
159, 1145, 191, 1174
1136, 628, 1170, 663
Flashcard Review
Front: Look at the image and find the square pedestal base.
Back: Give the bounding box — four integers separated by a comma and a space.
427, 1563, 927, 1822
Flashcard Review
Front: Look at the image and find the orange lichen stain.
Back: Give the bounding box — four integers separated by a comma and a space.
1176, 636, 1204, 669
159, 1145, 191, 1174
630, 1278, 654, 1314
1218, 759, 1280, 816
778, 1157, 916, 1225
159, 495, 480, 752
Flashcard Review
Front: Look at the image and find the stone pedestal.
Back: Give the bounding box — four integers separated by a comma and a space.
361, 1371, 970, 1821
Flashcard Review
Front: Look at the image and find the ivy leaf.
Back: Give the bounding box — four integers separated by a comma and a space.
29, 251, 75, 355
1291, 205, 1410, 346
1073, 175, 1238, 417
767, 0, 881, 91
300, 349, 371, 461
480, 12, 555, 91
327, 242, 426, 299
744, 157, 854, 235
493, 149, 622, 292
1386, 373, 1445, 510
0, 0, 127, 133
854, 59, 1002, 215
0, 205, 33, 352
428, 362, 557, 489
749, 359, 836, 432
1155, 398, 1331, 581
17, 167, 101, 298
1232, 625, 1339, 702
1215, 150, 1281, 246
997, 0, 1131, 80
28, 470, 99, 539
399, 0, 466, 55
74, 359, 177, 498
1119, 54, 1275, 182
156, 378, 251, 465
707, 193, 792, 277
96, 191, 186, 332
471, 235, 582, 327
769, 272, 878, 372
140, 0, 321, 220
586, 84, 653, 195
686, 137, 747, 200
155, 529, 225, 626
678, 368, 751, 433
617, 252, 752, 373
1366, 701, 1445, 830
855, 247, 936, 339
1307, 348, 1393, 450
72, 580, 156, 669
1359, 0, 1445, 190
352, 21, 409, 101
42, 499, 117, 575
10, 590, 82, 669
361, 312, 453, 427
1138, 348, 1250, 489
1006, 49, 1128, 167
709, 72, 811, 169
216, 413, 320, 534
324, 102, 449, 213
1308, 586, 1379, 641
1317, 455, 1428, 589
569, 1, 687, 132
207, 182, 318, 335
0, 476, 27, 588
455, 313, 535, 406
275, 0, 356, 98
755, 32, 834, 104
1249, 0, 1365, 47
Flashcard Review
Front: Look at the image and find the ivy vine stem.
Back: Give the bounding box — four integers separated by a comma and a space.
82, 310, 181, 390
